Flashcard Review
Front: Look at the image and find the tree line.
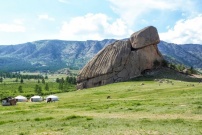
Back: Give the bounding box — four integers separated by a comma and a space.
56, 76, 76, 92
0, 72, 47, 83
15, 76, 77, 95
153, 59, 198, 75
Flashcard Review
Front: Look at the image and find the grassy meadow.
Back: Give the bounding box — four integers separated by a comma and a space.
0, 69, 202, 135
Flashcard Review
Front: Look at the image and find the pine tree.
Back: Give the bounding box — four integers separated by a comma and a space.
45, 83, 49, 91
56, 78, 60, 83
18, 85, 23, 93
69, 77, 73, 84
61, 77, 64, 83
42, 78, 45, 84
189, 66, 196, 74
20, 78, 24, 83
45, 75, 48, 79
35, 84, 42, 95
59, 82, 63, 90
72, 77, 76, 84
0, 77, 3, 83
66, 76, 69, 83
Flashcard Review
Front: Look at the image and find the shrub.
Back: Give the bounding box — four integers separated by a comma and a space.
34, 117, 53, 121
161, 59, 168, 67
153, 60, 160, 68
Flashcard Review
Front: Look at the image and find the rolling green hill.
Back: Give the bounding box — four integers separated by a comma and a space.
0, 68, 201, 135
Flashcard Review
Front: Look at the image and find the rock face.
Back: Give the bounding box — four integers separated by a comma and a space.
77, 26, 163, 89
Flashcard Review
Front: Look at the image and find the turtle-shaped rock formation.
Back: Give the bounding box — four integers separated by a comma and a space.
77, 26, 163, 89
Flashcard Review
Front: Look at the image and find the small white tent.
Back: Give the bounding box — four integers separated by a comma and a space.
15, 95, 27, 102
46, 95, 59, 102
30, 95, 43, 102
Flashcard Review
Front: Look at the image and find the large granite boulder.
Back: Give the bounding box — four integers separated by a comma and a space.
130, 26, 160, 49
77, 26, 163, 89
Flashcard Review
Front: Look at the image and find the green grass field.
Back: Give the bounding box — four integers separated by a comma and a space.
0, 73, 76, 99
0, 70, 202, 135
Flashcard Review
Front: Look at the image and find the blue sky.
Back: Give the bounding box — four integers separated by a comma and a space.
0, 0, 202, 45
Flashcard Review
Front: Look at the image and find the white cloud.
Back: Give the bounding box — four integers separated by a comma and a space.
13, 19, 25, 25
38, 14, 55, 21
59, 13, 132, 40
108, 0, 198, 26
108, 0, 202, 44
0, 23, 26, 32
58, 0, 69, 3
160, 15, 202, 44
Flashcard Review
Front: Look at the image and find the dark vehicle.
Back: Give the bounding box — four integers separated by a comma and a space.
1, 97, 17, 106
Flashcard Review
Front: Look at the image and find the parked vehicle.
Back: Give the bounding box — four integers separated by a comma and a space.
1, 97, 17, 106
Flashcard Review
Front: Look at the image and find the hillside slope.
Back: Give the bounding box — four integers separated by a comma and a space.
158, 41, 202, 68
0, 39, 115, 71
0, 40, 201, 71
0, 68, 201, 134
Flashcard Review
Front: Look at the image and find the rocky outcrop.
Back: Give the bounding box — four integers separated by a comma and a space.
77, 26, 163, 89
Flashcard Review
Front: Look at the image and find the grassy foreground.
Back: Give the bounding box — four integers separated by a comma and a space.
0, 72, 202, 134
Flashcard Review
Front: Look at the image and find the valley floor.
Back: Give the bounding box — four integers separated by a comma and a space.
0, 73, 202, 135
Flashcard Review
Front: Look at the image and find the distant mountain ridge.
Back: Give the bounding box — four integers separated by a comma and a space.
0, 39, 201, 72
0, 39, 116, 71
158, 41, 202, 68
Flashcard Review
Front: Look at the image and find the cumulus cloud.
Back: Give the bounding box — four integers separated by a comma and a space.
13, 19, 25, 25
58, 0, 69, 3
59, 13, 132, 40
108, 0, 202, 44
38, 14, 55, 21
0, 23, 26, 32
108, 0, 197, 26
160, 15, 202, 44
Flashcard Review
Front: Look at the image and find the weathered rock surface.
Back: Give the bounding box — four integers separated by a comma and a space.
130, 26, 160, 49
77, 26, 163, 89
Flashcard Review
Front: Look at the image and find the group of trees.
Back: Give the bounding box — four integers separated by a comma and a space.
167, 63, 197, 74
15, 83, 49, 96
0, 70, 77, 98
34, 80, 50, 95
0, 71, 48, 84
56, 76, 76, 92
153, 59, 169, 68
14, 76, 77, 95
0, 72, 46, 79
153, 59, 197, 75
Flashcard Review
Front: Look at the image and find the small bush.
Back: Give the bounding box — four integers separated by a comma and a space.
86, 117, 93, 121
162, 59, 168, 67
197, 106, 202, 109
64, 115, 83, 120
153, 60, 160, 68
172, 118, 185, 124
34, 117, 53, 121
0, 121, 7, 125
63, 115, 93, 121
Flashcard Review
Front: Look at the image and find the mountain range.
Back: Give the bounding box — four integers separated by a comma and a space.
0, 39, 201, 72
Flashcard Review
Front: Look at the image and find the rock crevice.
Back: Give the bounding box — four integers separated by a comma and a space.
77, 26, 163, 89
